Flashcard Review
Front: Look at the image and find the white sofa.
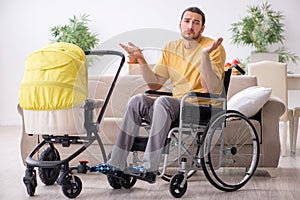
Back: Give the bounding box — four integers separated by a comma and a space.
19, 74, 285, 172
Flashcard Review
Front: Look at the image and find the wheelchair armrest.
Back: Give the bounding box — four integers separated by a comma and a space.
187, 92, 222, 99
145, 90, 173, 97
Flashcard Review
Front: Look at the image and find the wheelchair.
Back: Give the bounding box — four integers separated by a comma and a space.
107, 65, 260, 198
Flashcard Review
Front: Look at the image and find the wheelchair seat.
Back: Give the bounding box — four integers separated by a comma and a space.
130, 67, 235, 152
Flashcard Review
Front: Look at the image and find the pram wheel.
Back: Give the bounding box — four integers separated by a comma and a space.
61, 175, 82, 198
200, 110, 259, 192
25, 182, 36, 196
38, 146, 61, 185
121, 175, 137, 189
23, 168, 37, 196
169, 173, 187, 198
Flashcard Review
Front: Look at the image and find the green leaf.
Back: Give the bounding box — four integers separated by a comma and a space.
50, 13, 99, 51
229, 1, 297, 64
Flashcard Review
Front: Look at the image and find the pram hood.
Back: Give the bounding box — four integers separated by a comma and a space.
19, 42, 88, 110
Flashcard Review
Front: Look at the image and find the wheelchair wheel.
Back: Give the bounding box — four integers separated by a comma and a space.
107, 174, 122, 189
160, 169, 197, 182
169, 173, 187, 198
38, 146, 61, 185
121, 174, 137, 189
200, 110, 259, 192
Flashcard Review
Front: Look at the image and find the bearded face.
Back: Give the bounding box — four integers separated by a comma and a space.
180, 11, 205, 42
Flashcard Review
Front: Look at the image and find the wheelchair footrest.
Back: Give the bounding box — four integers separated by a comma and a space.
124, 167, 156, 184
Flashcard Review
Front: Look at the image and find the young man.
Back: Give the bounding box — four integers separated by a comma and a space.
91, 6, 226, 183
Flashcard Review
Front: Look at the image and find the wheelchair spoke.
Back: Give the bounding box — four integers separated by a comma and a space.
200, 111, 259, 192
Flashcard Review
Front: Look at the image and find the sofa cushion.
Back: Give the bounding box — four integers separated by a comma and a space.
88, 75, 172, 118
89, 75, 149, 117
227, 75, 257, 100
227, 86, 272, 117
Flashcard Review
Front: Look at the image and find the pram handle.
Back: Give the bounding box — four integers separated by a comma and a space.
84, 50, 126, 124
85, 50, 124, 58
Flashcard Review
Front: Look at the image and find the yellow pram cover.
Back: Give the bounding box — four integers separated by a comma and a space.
19, 42, 87, 110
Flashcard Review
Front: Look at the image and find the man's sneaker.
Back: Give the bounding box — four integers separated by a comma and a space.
124, 166, 157, 184
90, 163, 121, 176
124, 165, 145, 175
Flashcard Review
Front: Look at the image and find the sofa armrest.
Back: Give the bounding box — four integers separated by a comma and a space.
259, 95, 285, 167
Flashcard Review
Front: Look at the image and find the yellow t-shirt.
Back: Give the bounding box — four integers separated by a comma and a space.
153, 37, 226, 99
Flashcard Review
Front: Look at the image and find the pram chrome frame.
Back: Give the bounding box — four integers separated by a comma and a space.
22, 50, 125, 198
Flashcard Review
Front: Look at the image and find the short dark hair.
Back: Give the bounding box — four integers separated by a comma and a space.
180, 7, 206, 26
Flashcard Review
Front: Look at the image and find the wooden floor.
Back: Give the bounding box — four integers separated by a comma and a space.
1, 125, 300, 200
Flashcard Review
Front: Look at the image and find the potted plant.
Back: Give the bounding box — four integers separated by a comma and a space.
50, 14, 99, 51
50, 14, 99, 67
230, 2, 299, 65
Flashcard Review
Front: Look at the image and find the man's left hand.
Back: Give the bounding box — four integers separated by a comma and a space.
204, 37, 223, 54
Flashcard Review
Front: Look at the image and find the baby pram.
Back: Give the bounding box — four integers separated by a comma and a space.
18, 42, 125, 198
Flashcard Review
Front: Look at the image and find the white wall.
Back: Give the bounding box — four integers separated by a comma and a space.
1, 0, 300, 125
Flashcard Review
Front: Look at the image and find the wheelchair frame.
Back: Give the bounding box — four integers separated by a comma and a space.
117, 65, 260, 198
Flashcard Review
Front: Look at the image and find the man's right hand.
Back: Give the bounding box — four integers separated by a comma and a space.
119, 42, 166, 90
119, 42, 144, 60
